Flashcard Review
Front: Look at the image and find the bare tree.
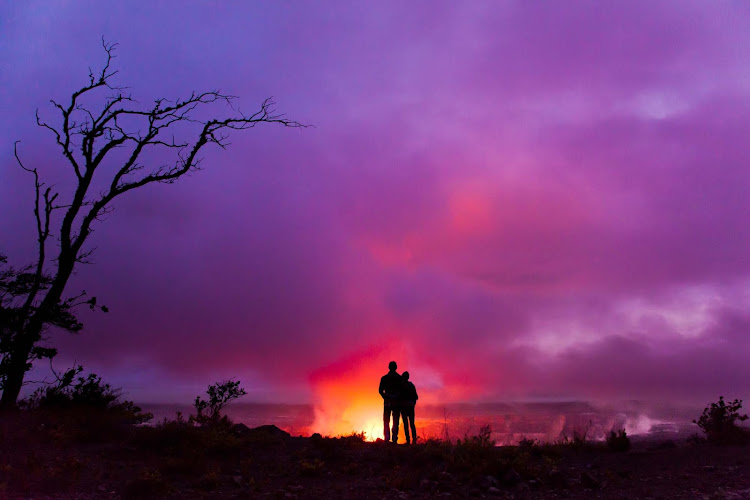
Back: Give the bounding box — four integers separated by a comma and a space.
0, 40, 303, 409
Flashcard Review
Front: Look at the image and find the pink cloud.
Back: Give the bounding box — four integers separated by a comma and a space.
2, 1, 750, 406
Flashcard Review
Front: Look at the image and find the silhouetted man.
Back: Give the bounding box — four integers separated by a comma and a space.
400, 371, 418, 444
379, 361, 402, 442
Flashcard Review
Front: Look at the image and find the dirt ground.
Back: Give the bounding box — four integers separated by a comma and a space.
2, 415, 749, 499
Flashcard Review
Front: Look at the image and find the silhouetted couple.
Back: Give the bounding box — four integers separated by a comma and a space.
378, 361, 419, 444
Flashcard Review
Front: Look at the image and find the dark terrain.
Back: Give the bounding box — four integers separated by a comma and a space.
2, 411, 749, 499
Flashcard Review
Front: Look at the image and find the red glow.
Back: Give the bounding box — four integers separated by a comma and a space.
309, 340, 411, 440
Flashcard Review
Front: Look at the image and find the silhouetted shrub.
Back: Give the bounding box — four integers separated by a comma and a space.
345, 430, 366, 441
557, 431, 588, 448
606, 429, 631, 452
457, 424, 494, 448
131, 380, 250, 460
133, 414, 200, 454
194, 379, 246, 424
518, 436, 537, 450
448, 425, 498, 475
22, 370, 152, 437
339, 431, 366, 447
132, 411, 243, 460
693, 396, 749, 444
200, 420, 243, 455
556, 422, 599, 450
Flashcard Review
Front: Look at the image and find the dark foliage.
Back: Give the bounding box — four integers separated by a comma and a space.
518, 436, 538, 450
133, 415, 245, 462
0, 255, 88, 395
693, 396, 749, 444
23, 370, 152, 425
447, 424, 498, 475
606, 429, 631, 452
194, 379, 247, 423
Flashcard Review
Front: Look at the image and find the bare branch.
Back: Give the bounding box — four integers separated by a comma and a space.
2, 39, 306, 409
74, 247, 96, 265
13, 142, 52, 322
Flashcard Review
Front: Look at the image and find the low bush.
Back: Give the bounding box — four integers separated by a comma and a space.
558, 429, 590, 448
19, 370, 152, 443
518, 436, 537, 450
23, 370, 152, 425
693, 396, 750, 444
462, 424, 495, 448
132, 414, 199, 454
606, 429, 631, 452
342, 431, 366, 443
131, 379, 249, 459
446, 425, 499, 475
193, 379, 246, 424
132, 413, 242, 457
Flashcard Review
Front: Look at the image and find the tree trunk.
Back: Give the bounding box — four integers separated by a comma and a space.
0, 350, 27, 410
0, 260, 74, 410
0, 381, 23, 410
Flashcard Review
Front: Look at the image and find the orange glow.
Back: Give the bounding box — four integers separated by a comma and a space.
309, 341, 409, 441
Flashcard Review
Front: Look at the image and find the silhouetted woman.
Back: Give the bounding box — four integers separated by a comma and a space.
400, 371, 418, 444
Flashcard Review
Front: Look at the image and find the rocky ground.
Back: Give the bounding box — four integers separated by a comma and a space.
1, 413, 749, 499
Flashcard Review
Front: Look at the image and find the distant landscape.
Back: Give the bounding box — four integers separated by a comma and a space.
144, 400, 702, 444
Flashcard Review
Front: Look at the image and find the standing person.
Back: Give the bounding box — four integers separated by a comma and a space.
400, 371, 419, 444
378, 361, 402, 443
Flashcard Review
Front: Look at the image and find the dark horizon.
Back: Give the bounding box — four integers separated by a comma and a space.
139, 398, 708, 444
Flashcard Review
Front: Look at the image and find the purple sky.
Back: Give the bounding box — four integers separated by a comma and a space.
2, 1, 750, 405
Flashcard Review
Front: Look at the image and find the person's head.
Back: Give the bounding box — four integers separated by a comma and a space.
402, 371, 410, 381
388, 361, 397, 372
